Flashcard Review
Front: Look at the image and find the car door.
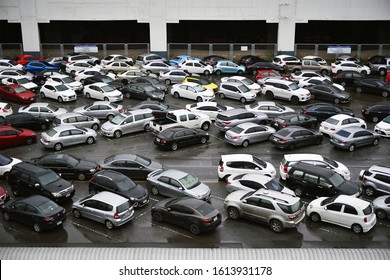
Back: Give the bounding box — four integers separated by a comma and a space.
240, 196, 262, 219
300, 129, 316, 145
353, 131, 372, 147
85, 104, 100, 117
120, 115, 134, 134
184, 129, 199, 146
1, 128, 23, 147
70, 128, 87, 145
339, 204, 358, 228
302, 173, 321, 196
53, 160, 74, 179
43, 84, 56, 99
321, 202, 343, 226
318, 176, 338, 196
163, 204, 194, 228
37, 106, 53, 119
81, 199, 102, 222
289, 130, 304, 147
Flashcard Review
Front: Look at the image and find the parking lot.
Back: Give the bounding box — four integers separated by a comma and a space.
1, 73, 390, 248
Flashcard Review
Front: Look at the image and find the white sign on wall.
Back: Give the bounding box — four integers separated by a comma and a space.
327, 45, 351, 54
74, 44, 98, 53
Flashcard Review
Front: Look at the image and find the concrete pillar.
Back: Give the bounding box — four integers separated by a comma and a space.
19, 0, 41, 56
149, 0, 168, 58
276, 0, 297, 55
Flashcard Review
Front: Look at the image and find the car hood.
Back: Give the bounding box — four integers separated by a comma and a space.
121, 184, 148, 199
375, 120, 390, 130
77, 159, 99, 171
43, 178, 72, 193
336, 181, 360, 196
186, 182, 210, 199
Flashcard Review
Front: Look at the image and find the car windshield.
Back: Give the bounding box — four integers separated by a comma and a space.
101, 85, 115, 92
110, 114, 126, 125
144, 85, 157, 92
230, 126, 245, 134
179, 174, 200, 189
198, 78, 211, 85
116, 177, 136, 191
196, 202, 215, 216
55, 84, 69, 92
264, 179, 283, 191
277, 129, 291, 136
62, 76, 75, 83
278, 200, 303, 214
323, 157, 338, 168
47, 104, 60, 112
103, 155, 115, 164
363, 204, 373, 215
117, 200, 131, 213
45, 128, 58, 137
38, 200, 60, 214
135, 155, 151, 166
99, 76, 114, 83
320, 196, 338, 206
273, 117, 285, 123
328, 173, 344, 188
14, 86, 28, 93
252, 156, 266, 168
194, 84, 206, 92
383, 116, 390, 123
17, 78, 30, 84
0, 154, 12, 166
63, 155, 79, 166
238, 84, 250, 93
38, 171, 60, 185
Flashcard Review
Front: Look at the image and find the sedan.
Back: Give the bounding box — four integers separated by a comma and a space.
270, 126, 323, 150
0, 69, 32, 81
1, 113, 50, 131
1, 195, 66, 232
74, 69, 116, 83
225, 173, 294, 194
224, 122, 275, 147
185, 101, 234, 121
308, 84, 351, 104
131, 76, 168, 93
84, 82, 123, 102
47, 74, 83, 93
183, 76, 219, 93
147, 169, 211, 201
374, 115, 390, 137
29, 153, 101, 181
354, 78, 390, 97
101, 54, 134, 66
372, 195, 390, 220
214, 60, 246, 75
1, 76, 38, 92
319, 114, 367, 138
73, 101, 123, 120
0, 154, 22, 180
102, 61, 135, 73
171, 82, 215, 102
18, 102, 67, 120
300, 102, 354, 122
158, 69, 191, 85
151, 197, 221, 235
220, 76, 261, 92
330, 126, 380, 152
297, 77, 344, 91
117, 70, 157, 84
141, 61, 175, 74
0, 84, 36, 104
82, 75, 122, 89
40, 125, 97, 151
121, 83, 165, 101
0, 125, 37, 148
66, 62, 100, 75
99, 153, 163, 180
24, 60, 60, 74
154, 126, 209, 151
270, 113, 317, 130
245, 101, 294, 120
40, 82, 77, 103
126, 101, 169, 112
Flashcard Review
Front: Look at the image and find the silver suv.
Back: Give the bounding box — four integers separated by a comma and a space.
359, 165, 390, 197
224, 188, 305, 233
72, 191, 134, 229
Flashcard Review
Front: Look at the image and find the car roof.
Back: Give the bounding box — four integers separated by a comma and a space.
326, 114, 355, 121
56, 112, 85, 119
50, 125, 78, 132
221, 154, 254, 162
238, 173, 272, 184
25, 102, 49, 107
235, 122, 262, 129
87, 191, 129, 205
252, 188, 299, 204
217, 108, 248, 116
290, 162, 336, 176
179, 82, 201, 87
284, 153, 324, 162
333, 195, 370, 209
193, 101, 218, 107
338, 126, 366, 133
276, 125, 309, 133
124, 108, 152, 115
86, 82, 109, 87
106, 153, 137, 161
264, 78, 294, 85
172, 197, 208, 208
221, 81, 244, 87
159, 169, 189, 179
19, 194, 54, 206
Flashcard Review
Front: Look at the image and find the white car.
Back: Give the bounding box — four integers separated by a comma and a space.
220, 76, 261, 92
100, 54, 134, 66
261, 78, 311, 104
171, 82, 215, 102
0, 61, 23, 71
0, 102, 13, 119
279, 153, 350, 180
331, 61, 371, 75
0, 69, 33, 81
83, 82, 123, 102
297, 76, 345, 91
302, 55, 327, 65
245, 101, 294, 119
306, 195, 376, 233
319, 114, 366, 137
1, 76, 38, 92
18, 102, 67, 120
65, 62, 102, 75
272, 54, 300, 66
47, 74, 83, 93
179, 60, 213, 75
185, 101, 234, 121
289, 70, 331, 82
74, 69, 116, 83
102, 61, 135, 73
374, 115, 390, 137
40, 81, 77, 103
0, 154, 21, 179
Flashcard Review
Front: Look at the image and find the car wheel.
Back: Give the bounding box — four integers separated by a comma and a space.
152, 211, 163, 222
200, 136, 208, 144
105, 220, 114, 230
77, 173, 86, 181
104, 97, 109, 101
227, 207, 240, 220
86, 137, 95, 145
242, 140, 249, 148
321, 69, 328, 75
86, 92, 91, 99
372, 116, 379, 123
54, 143, 63, 151
58, 96, 63, 103
171, 142, 178, 151
173, 92, 180, 99
269, 219, 284, 233
310, 122, 317, 129
373, 138, 379, 146
3, 211, 10, 221
114, 130, 122, 139
337, 70, 342, 74
376, 209, 387, 220
33, 223, 41, 233
196, 96, 203, 102
352, 223, 363, 234
80, 79, 85, 85
240, 97, 246, 103
125, 92, 131, 99
237, 70, 244, 75
3, 171, 9, 181
348, 144, 355, 152
252, 70, 258, 76
379, 69, 387, 76
361, 70, 367, 76
201, 122, 210, 131
310, 212, 321, 222
146, 70, 152, 74
73, 209, 81, 218
25, 137, 33, 145
215, 70, 222, 75
144, 124, 150, 132
151, 186, 159, 196
294, 186, 304, 197
91, 123, 99, 131
265, 91, 274, 100
364, 186, 375, 197
40, 92, 45, 98
356, 87, 362, 93
315, 138, 322, 145
382, 91, 389, 98
340, 81, 347, 87
189, 224, 201, 235
204, 70, 210, 76
334, 98, 340, 104
219, 93, 225, 99
146, 97, 152, 101
291, 96, 299, 105
164, 79, 171, 85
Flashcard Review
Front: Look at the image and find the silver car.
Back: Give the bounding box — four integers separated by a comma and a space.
245, 101, 295, 120
158, 69, 192, 85
141, 61, 175, 74
372, 195, 390, 220
330, 126, 380, 152
100, 109, 154, 138
53, 112, 101, 131
73, 101, 123, 120
72, 191, 134, 229
218, 82, 257, 103
224, 122, 276, 147
40, 125, 97, 151
18, 102, 67, 120
147, 169, 211, 201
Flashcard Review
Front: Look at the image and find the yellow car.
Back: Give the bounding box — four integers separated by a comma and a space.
183, 76, 219, 93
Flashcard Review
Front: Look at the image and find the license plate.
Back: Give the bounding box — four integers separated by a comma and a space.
57, 221, 62, 225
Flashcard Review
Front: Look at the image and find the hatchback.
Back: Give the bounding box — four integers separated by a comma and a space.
361, 103, 390, 123
220, 76, 261, 92
372, 195, 390, 220
0, 84, 36, 104
218, 82, 257, 103
354, 78, 390, 97
179, 60, 213, 75
306, 195, 376, 233
332, 70, 365, 87
300, 102, 354, 122
245, 101, 294, 120
151, 197, 221, 235
374, 115, 390, 137
319, 114, 366, 138
224, 122, 275, 147
158, 69, 190, 85
72, 191, 134, 229
270, 126, 323, 150
40, 81, 77, 103
171, 82, 215, 102
83, 82, 123, 102
330, 126, 380, 152
18, 102, 67, 120
0, 125, 37, 148
213, 60, 246, 75
122, 83, 165, 101
270, 113, 317, 130
53, 112, 100, 131
308, 84, 351, 104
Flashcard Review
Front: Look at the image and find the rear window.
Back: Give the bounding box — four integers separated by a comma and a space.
196, 203, 215, 216
278, 200, 303, 214
38, 200, 61, 214
324, 118, 339, 125
216, 114, 230, 121
362, 204, 373, 215
277, 129, 291, 137
230, 126, 245, 134
336, 130, 351, 138
117, 200, 131, 213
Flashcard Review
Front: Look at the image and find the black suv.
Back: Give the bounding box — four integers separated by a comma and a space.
88, 170, 149, 208
361, 103, 390, 123
8, 162, 75, 201
285, 162, 361, 197
0, 113, 50, 131
359, 165, 390, 197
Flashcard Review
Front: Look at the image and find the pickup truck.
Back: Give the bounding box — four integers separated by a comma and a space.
149, 109, 211, 134
285, 60, 332, 75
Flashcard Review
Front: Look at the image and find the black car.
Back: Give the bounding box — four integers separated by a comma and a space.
99, 153, 163, 180
32, 69, 62, 85
300, 103, 354, 122
238, 55, 266, 67
308, 84, 351, 104
203, 55, 226, 66
83, 74, 123, 89
88, 170, 149, 208
29, 153, 100, 181
126, 100, 169, 112
1, 195, 66, 232
246, 62, 285, 75
0, 113, 50, 131
121, 83, 165, 101
331, 70, 365, 87
154, 126, 210, 151
151, 197, 221, 235
131, 76, 168, 93
270, 113, 317, 130
270, 125, 323, 150
354, 78, 390, 97
361, 103, 390, 123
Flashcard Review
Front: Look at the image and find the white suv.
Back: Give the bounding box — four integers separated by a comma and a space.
261, 78, 311, 104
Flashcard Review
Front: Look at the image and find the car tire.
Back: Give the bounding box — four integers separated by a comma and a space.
373, 138, 379, 146
33, 223, 41, 233
240, 97, 246, 103
287, 143, 295, 150
351, 223, 363, 234
227, 207, 240, 220
105, 220, 114, 230
144, 124, 150, 132
321, 69, 328, 75
348, 144, 355, 152
58, 96, 63, 103
310, 212, 321, 222
215, 70, 222, 75
379, 69, 387, 76
204, 70, 210, 76
382, 91, 389, 98
196, 96, 203, 102
265, 91, 274, 100
269, 219, 284, 233
201, 122, 210, 131
3, 171, 9, 181
294, 185, 304, 197
341, 81, 347, 87
125, 92, 131, 99
91, 123, 99, 131
376, 209, 387, 220
337, 70, 342, 74
40, 92, 45, 98
356, 87, 362, 93
189, 224, 201, 235
73, 209, 81, 218
291, 96, 299, 105
361, 70, 367, 76
315, 138, 322, 145
334, 98, 340, 104
25, 137, 33, 145
372, 116, 379, 123
77, 173, 86, 181
252, 70, 258, 76
54, 143, 63, 151
104, 97, 109, 101
219, 93, 225, 99
114, 130, 122, 139
80, 79, 85, 85
151, 186, 159, 196
364, 186, 375, 197
171, 142, 178, 151
237, 70, 244, 75
173, 92, 180, 99
242, 140, 249, 148
86, 92, 91, 99
165, 79, 171, 85
3, 211, 10, 221
86, 137, 95, 145
200, 136, 208, 144
152, 211, 163, 222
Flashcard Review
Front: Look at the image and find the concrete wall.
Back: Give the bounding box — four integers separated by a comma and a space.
1, 0, 389, 56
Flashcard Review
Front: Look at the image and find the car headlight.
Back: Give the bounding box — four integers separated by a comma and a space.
152, 95, 157, 98
129, 197, 136, 201
89, 168, 95, 173
105, 127, 113, 131
52, 192, 62, 198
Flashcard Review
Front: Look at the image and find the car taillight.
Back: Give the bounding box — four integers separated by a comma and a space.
222, 121, 231, 125
281, 123, 287, 127
42, 216, 54, 221
288, 214, 297, 220
158, 138, 166, 143
330, 128, 335, 131
364, 217, 368, 223
331, 65, 335, 68
342, 140, 347, 144
233, 135, 240, 139
118, 108, 123, 113
201, 218, 212, 223
187, 108, 191, 111
219, 166, 224, 172
302, 110, 308, 114
114, 213, 120, 219
226, 181, 231, 185
283, 165, 288, 173
279, 138, 287, 143
2, 108, 7, 112
97, 165, 103, 170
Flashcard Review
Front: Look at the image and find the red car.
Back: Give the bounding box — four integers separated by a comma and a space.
0, 84, 36, 104
386, 72, 390, 84
254, 69, 286, 82
0, 125, 37, 149
0, 186, 11, 206
14, 55, 44, 66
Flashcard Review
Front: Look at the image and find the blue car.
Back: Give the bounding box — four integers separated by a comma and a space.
169, 55, 201, 66
24, 60, 61, 74
213, 60, 246, 75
